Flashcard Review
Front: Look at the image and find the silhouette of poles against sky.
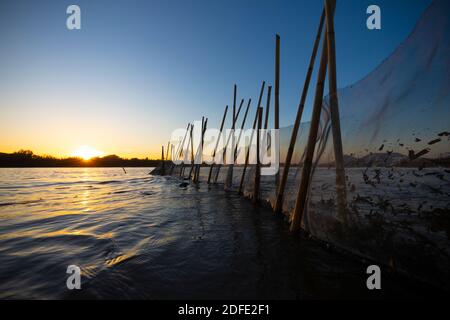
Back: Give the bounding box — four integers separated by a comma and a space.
274, 8, 325, 215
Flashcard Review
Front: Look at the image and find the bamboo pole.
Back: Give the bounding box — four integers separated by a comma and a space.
180, 123, 192, 178
176, 124, 190, 161
290, 16, 330, 232
193, 117, 205, 183
238, 81, 265, 194
325, 0, 347, 224
169, 144, 175, 175
188, 124, 195, 179
234, 99, 252, 160
176, 124, 190, 176
166, 141, 170, 161
161, 145, 165, 175
253, 107, 263, 203
238, 106, 260, 195
224, 86, 237, 190
274, 8, 326, 215
226, 99, 252, 190
194, 117, 208, 183
164, 141, 170, 175
264, 86, 272, 130
214, 98, 244, 183
223, 99, 244, 156
208, 106, 229, 184
274, 35, 281, 188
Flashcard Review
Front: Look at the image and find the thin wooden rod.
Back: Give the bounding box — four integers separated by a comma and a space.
253, 107, 263, 203
274, 35, 280, 132
224, 96, 244, 190
325, 0, 347, 223
290, 8, 332, 232
194, 117, 208, 183
234, 99, 252, 160
214, 98, 244, 183
238, 103, 261, 194
161, 145, 165, 175
224, 99, 244, 154
234, 99, 244, 123
169, 144, 175, 175
193, 117, 204, 183
208, 106, 229, 184
274, 8, 326, 214
264, 86, 272, 130
176, 124, 190, 175
188, 124, 195, 179
233, 84, 237, 121
166, 141, 170, 162
256, 81, 266, 111
228, 85, 237, 186
225, 99, 252, 190
176, 123, 190, 161
274, 35, 281, 187
237, 81, 266, 193
180, 123, 192, 177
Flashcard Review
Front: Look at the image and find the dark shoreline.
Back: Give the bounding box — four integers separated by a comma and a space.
0, 150, 160, 168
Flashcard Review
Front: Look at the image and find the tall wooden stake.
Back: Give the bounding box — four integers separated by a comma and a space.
176, 124, 190, 161
264, 86, 272, 129
180, 123, 192, 178
214, 98, 244, 183
290, 14, 331, 232
234, 99, 252, 160
169, 144, 175, 175
161, 145, 165, 175
226, 99, 251, 189
166, 141, 170, 161
224, 85, 238, 190
238, 106, 260, 195
274, 35, 281, 188
253, 107, 263, 203
177, 123, 190, 176
325, 0, 347, 224
274, 8, 325, 215
208, 106, 229, 184
238, 81, 265, 194
188, 124, 195, 179
194, 117, 208, 183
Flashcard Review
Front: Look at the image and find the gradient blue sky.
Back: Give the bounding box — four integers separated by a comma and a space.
0, 0, 431, 158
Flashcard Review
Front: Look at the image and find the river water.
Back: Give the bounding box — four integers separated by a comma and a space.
0, 168, 434, 299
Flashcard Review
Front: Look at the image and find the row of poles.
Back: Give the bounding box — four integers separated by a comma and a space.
158, 0, 347, 233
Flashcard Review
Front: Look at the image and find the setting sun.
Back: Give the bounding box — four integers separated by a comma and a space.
71, 146, 104, 160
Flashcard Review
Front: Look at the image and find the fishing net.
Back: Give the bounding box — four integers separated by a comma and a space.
302, 0, 450, 287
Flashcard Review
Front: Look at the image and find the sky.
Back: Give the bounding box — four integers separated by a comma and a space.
0, 0, 432, 159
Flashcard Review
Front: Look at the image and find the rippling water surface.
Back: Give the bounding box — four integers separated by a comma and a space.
0, 168, 431, 299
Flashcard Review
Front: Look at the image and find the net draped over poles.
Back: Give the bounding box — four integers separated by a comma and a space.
152, 0, 450, 288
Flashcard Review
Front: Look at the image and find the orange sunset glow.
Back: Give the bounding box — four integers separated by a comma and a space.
71, 146, 104, 160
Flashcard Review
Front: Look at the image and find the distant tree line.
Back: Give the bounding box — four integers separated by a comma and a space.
0, 150, 161, 167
